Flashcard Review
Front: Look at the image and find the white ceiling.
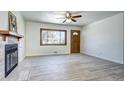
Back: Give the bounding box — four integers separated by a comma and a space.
21, 11, 122, 26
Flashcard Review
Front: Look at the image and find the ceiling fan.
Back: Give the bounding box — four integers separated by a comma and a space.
56, 11, 82, 23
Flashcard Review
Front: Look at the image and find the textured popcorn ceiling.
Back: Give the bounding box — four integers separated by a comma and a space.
21, 11, 122, 26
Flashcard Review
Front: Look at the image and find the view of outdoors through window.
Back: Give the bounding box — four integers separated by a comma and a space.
41, 29, 66, 45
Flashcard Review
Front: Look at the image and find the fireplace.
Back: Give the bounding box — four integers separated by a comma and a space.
5, 44, 18, 77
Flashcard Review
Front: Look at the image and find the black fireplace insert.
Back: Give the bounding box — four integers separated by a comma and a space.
5, 44, 18, 77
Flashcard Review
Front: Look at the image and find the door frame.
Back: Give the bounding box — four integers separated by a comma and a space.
70, 30, 80, 53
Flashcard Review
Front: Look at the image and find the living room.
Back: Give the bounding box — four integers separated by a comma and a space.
0, 11, 123, 81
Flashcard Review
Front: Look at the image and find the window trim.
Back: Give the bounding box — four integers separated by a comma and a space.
40, 28, 67, 46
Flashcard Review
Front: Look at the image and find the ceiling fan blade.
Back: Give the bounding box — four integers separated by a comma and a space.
72, 15, 82, 18
71, 18, 77, 22
63, 19, 66, 23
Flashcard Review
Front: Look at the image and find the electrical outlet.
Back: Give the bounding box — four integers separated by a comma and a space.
53, 51, 58, 53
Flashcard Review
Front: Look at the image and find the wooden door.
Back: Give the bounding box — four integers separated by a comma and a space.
71, 30, 80, 53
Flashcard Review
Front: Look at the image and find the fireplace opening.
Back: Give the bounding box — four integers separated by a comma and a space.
5, 44, 18, 77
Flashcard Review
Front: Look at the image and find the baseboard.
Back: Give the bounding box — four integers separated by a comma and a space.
81, 52, 124, 64
26, 53, 70, 57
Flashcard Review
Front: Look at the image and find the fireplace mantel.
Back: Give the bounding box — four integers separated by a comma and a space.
0, 29, 23, 41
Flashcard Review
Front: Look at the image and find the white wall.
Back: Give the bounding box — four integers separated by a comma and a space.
26, 21, 81, 56
81, 13, 124, 64
0, 12, 8, 29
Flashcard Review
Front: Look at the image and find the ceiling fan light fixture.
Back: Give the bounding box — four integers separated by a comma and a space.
66, 12, 70, 17
66, 18, 72, 23
61, 11, 82, 23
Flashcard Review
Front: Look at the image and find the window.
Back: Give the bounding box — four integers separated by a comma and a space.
40, 28, 67, 45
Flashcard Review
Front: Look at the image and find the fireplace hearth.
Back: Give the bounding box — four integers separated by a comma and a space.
5, 44, 18, 77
